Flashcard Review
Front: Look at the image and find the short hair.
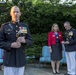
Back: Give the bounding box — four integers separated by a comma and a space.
10, 6, 21, 13
51, 23, 60, 31
64, 21, 70, 25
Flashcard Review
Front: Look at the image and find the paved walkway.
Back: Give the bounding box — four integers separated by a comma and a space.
0, 64, 67, 75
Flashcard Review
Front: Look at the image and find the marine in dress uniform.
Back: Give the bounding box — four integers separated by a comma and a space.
63, 22, 76, 75
0, 6, 32, 75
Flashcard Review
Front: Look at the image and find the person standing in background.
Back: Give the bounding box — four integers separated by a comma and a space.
48, 23, 63, 74
0, 6, 32, 75
62, 21, 76, 75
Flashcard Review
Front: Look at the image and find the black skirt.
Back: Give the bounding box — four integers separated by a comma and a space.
51, 43, 62, 61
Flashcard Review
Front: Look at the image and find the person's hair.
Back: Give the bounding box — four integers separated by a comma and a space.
64, 21, 70, 25
10, 6, 21, 13
51, 23, 60, 31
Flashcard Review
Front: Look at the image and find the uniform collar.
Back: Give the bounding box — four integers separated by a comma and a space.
11, 20, 20, 25
66, 28, 72, 32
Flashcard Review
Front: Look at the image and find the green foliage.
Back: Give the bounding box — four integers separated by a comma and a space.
0, 0, 76, 59
26, 33, 47, 58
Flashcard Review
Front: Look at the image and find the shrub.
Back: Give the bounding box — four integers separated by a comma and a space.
0, 0, 76, 59
26, 33, 47, 58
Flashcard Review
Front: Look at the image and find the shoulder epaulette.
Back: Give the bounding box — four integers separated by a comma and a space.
2, 22, 9, 26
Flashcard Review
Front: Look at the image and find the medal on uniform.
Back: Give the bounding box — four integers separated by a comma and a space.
16, 27, 22, 38
16, 27, 27, 38
69, 31, 73, 36
19, 27, 27, 34
22, 27, 27, 34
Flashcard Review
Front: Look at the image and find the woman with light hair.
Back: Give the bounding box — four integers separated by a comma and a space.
48, 23, 63, 74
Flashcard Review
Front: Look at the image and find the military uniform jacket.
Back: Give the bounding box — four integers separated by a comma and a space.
64, 28, 76, 52
0, 21, 32, 67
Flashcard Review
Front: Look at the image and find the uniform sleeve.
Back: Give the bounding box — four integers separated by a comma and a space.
48, 32, 52, 46
69, 30, 76, 45
25, 25, 33, 47
0, 25, 11, 50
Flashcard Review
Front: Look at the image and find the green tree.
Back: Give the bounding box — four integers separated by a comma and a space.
0, 0, 76, 58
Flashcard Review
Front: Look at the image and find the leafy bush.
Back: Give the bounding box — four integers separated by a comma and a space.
0, 0, 76, 59
26, 33, 47, 58
0, 1, 76, 33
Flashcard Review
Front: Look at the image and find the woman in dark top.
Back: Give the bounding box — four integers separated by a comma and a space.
48, 23, 63, 74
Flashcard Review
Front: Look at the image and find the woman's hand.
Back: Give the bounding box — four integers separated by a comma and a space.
49, 49, 52, 53
49, 46, 52, 53
61, 41, 65, 44
61, 41, 69, 44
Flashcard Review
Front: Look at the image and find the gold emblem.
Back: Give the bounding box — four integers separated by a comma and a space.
8, 29, 12, 31
16, 30, 18, 33
69, 31, 73, 36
